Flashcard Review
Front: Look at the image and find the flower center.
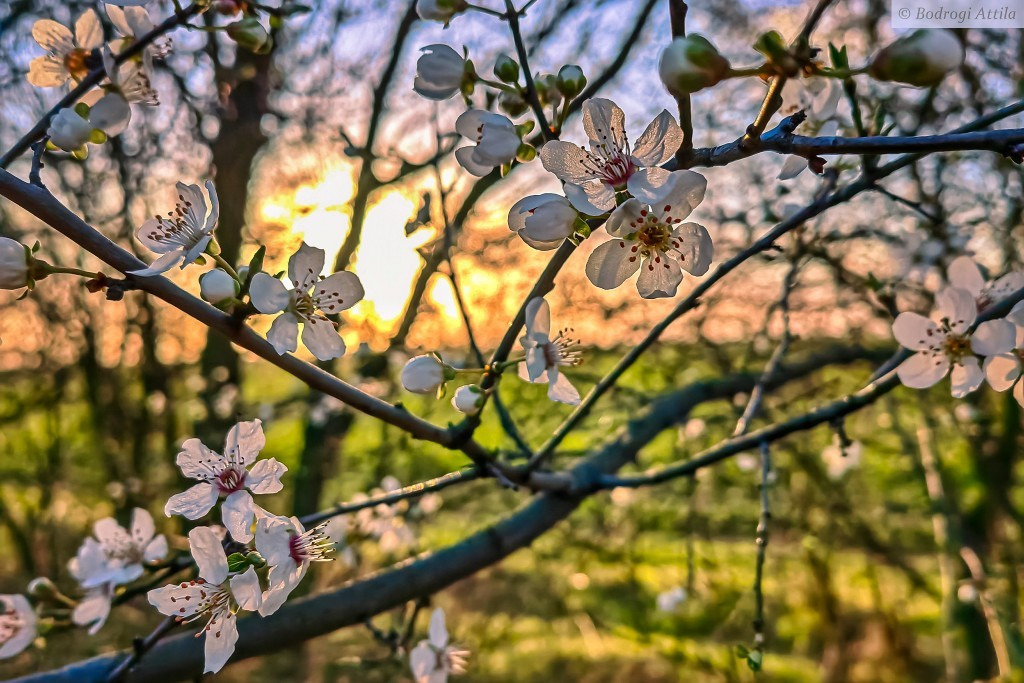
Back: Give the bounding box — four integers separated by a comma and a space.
217, 466, 247, 494
0, 604, 26, 644
145, 194, 203, 247
941, 334, 971, 362
542, 329, 582, 368
63, 49, 92, 80
289, 523, 335, 564
600, 154, 636, 188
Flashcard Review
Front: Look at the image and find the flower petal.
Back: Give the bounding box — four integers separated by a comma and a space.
313, 271, 364, 313
538, 141, 598, 185
428, 608, 449, 648
892, 312, 941, 351
626, 167, 673, 205
672, 222, 714, 276
175, 437, 224, 480
130, 507, 155, 544
266, 312, 300, 355
288, 242, 325, 291
897, 351, 949, 389
582, 98, 627, 152
128, 248, 185, 276
189, 526, 228, 585
247, 457, 287, 495
144, 534, 169, 563
72, 591, 111, 635
631, 110, 683, 167
947, 256, 985, 298
935, 287, 977, 332
777, 155, 807, 180
655, 170, 707, 221
547, 368, 581, 405
222, 490, 256, 543
983, 353, 1021, 392
224, 419, 265, 467
971, 319, 1016, 356
636, 251, 684, 299
230, 566, 263, 612
32, 20, 73, 54
75, 9, 103, 49
89, 93, 132, 136
524, 297, 551, 339
951, 357, 984, 398
454, 146, 494, 176
586, 239, 641, 290
258, 560, 304, 617
28, 56, 69, 87
300, 317, 346, 361
164, 482, 219, 520
203, 610, 238, 674
249, 273, 291, 314
564, 180, 615, 213
605, 198, 646, 238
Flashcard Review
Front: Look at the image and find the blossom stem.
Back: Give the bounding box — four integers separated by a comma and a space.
465, 3, 507, 18
725, 65, 771, 79
210, 254, 242, 283
47, 265, 98, 278
477, 78, 517, 93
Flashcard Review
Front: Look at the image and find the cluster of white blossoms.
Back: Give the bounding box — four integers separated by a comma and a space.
893, 257, 1024, 401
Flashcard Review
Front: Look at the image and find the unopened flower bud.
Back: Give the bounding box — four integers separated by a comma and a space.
27, 577, 58, 600
414, 44, 468, 101
451, 384, 483, 415
499, 91, 529, 117
869, 29, 963, 87
416, 0, 468, 24
658, 35, 731, 96
493, 54, 520, 83
0, 238, 30, 290
401, 354, 454, 394
199, 268, 240, 303
47, 108, 93, 152
556, 65, 586, 99
226, 17, 272, 54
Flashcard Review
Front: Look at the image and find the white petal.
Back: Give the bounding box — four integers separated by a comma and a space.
246, 457, 287, 494
636, 251, 684, 299
1015, 379, 1024, 407
266, 313, 300, 355
519, 351, 547, 383
897, 351, 949, 389
948, 256, 985, 298
672, 222, 714, 276
128, 248, 185, 276
28, 56, 69, 87
582, 98, 627, 152
254, 516, 296, 569
951, 357, 984, 398
313, 272, 364, 313
410, 641, 435, 681
164, 482, 219, 520
0, 596, 36, 658
203, 180, 220, 234
144, 534, 169, 563
130, 507, 155, 544
176, 438, 225, 480
249, 273, 291, 314
189, 526, 228, 585
564, 180, 615, 213
983, 353, 1021, 392
32, 20, 73, 54
604, 198, 647, 238
547, 368, 581, 405
72, 592, 111, 635
75, 9, 103, 49
892, 312, 941, 351
222, 490, 256, 543
89, 93, 131, 136
258, 561, 304, 617
971, 319, 1016, 356
935, 287, 977, 332
288, 242, 325, 291
203, 611, 239, 674
93, 517, 128, 545
230, 566, 263, 612
626, 167, 674, 205
777, 155, 807, 180
454, 146, 494, 176
654, 170, 707, 221
224, 419, 265, 467
1009, 301, 1024, 327
301, 317, 347, 361
631, 110, 682, 167
147, 583, 207, 618
428, 608, 449, 648
538, 141, 598, 185
586, 239, 641, 290
524, 297, 551, 338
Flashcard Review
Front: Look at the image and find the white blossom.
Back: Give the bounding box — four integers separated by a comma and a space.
585, 169, 713, 298
46, 108, 93, 152
777, 78, 842, 180
249, 243, 364, 361
130, 180, 220, 276
518, 297, 581, 405
28, 10, 102, 88
893, 287, 1016, 396
507, 194, 578, 250
200, 268, 240, 303
869, 29, 963, 87
414, 45, 465, 100
409, 609, 469, 683
147, 527, 262, 674
948, 256, 1024, 313
164, 419, 287, 543
539, 98, 682, 214
0, 238, 29, 290
454, 110, 520, 176
982, 301, 1024, 406
402, 354, 449, 394
451, 385, 482, 415
0, 595, 36, 660
69, 508, 167, 634
656, 586, 687, 612
107, 3, 171, 72
821, 435, 861, 479
254, 516, 336, 617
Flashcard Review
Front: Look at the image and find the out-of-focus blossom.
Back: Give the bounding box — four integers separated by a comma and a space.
0, 596, 36, 659
417, 0, 467, 25
947, 256, 1024, 313
28, 10, 102, 87
869, 29, 963, 87
656, 586, 688, 612
821, 435, 862, 479
84, 47, 158, 137
777, 78, 842, 180
409, 609, 469, 683
658, 35, 730, 96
